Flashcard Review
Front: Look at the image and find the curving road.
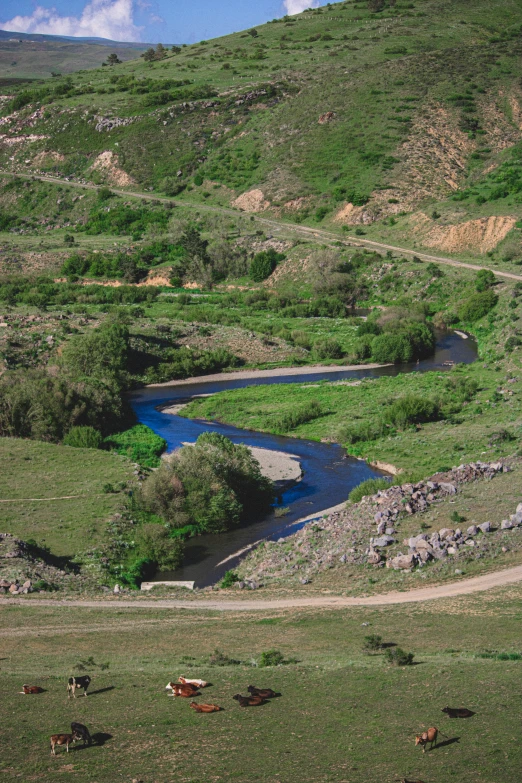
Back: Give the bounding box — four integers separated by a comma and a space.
2, 170, 522, 283
2, 564, 522, 612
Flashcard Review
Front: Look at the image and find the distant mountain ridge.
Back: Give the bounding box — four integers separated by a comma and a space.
0, 29, 168, 49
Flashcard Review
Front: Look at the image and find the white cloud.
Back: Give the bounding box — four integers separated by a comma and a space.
283, 0, 320, 15
1, 0, 143, 42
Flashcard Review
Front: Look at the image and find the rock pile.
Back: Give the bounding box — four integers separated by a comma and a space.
238, 461, 518, 585
94, 116, 136, 132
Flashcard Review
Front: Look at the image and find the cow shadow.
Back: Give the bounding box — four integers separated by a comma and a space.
434, 737, 460, 750
91, 732, 113, 747
88, 686, 115, 697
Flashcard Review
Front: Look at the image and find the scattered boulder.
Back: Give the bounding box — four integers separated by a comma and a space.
467, 525, 478, 536
373, 535, 395, 547
478, 522, 491, 533
501, 520, 514, 530
389, 553, 416, 570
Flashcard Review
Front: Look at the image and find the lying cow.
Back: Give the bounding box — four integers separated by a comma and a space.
247, 685, 279, 699
233, 693, 266, 707
190, 701, 223, 713
166, 683, 200, 698
179, 676, 209, 688
20, 684, 43, 694
71, 722, 92, 746
415, 727, 441, 753
441, 706, 475, 719
50, 732, 80, 755
67, 675, 91, 698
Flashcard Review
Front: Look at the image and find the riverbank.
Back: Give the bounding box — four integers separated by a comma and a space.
147, 362, 390, 388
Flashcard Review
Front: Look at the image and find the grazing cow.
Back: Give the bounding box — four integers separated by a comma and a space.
189, 701, 223, 713
233, 693, 266, 707
71, 722, 92, 746
50, 733, 79, 755
441, 706, 475, 719
247, 685, 279, 699
67, 675, 91, 698
179, 676, 209, 688
415, 727, 440, 753
20, 685, 43, 694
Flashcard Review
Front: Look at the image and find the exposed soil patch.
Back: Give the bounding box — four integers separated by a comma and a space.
412, 212, 516, 254
233, 188, 270, 213
89, 150, 136, 187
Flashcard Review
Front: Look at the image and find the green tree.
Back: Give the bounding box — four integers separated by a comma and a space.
249, 249, 284, 282
141, 47, 156, 62
61, 321, 130, 389
106, 52, 122, 65
476, 268, 496, 292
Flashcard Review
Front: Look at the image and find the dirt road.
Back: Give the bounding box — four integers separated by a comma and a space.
2, 564, 522, 612
2, 170, 522, 283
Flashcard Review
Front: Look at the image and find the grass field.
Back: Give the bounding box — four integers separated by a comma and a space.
0, 438, 133, 556
1, 588, 522, 782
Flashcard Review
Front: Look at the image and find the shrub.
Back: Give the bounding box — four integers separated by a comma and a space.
384, 647, 414, 666
312, 337, 344, 360
220, 570, 240, 588
249, 249, 285, 282
371, 322, 435, 364
383, 395, 441, 429
273, 401, 322, 433
341, 420, 386, 445
135, 524, 184, 570
63, 426, 102, 449
259, 649, 285, 667
363, 634, 383, 652
209, 648, 241, 666
476, 268, 496, 292
104, 424, 167, 468
315, 206, 329, 221
450, 511, 466, 524
458, 291, 498, 322
349, 478, 391, 503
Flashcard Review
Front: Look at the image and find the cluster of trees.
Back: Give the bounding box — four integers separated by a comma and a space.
354, 308, 436, 364
139, 432, 274, 536
81, 200, 170, 240
144, 346, 240, 384
0, 322, 133, 442
0, 276, 159, 308
62, 240, 184, 283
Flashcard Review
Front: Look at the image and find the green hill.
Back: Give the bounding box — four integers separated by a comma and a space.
2, 0, 522, 258
0, 37, 146, 80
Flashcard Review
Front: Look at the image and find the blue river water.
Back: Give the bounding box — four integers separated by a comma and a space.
128, 330, 477, 586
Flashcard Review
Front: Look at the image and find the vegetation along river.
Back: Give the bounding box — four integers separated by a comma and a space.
129, 331, 478, 587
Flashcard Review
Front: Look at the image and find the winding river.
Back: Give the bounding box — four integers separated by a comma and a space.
129, 331, 478, 587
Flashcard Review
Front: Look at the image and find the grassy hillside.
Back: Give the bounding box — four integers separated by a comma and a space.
0, 37, 145, 80
0, 438, 133, 556
2, 591, 522, 782
2, 0, 522, 260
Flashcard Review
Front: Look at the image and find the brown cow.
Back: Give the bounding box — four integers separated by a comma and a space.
189, 701, 223, 713
233, 693, 266, 707
168, 684, 201, 698
50, 733, 79, 755
247, 685, 279, 699
20, 685, 43, 694
441, 706, 475, 719
415, 727, 440, 753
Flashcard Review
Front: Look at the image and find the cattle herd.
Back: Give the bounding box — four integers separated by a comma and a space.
19, 672, 476, 778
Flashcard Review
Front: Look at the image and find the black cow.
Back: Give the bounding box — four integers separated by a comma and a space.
441, 706, 475, 719
67, 675, 91, 698
71, 722, 92, 746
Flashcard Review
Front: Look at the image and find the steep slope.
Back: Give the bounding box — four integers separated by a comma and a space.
2, 0, 522, 256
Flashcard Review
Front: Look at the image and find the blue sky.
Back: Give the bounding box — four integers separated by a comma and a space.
0, 1, 328, 44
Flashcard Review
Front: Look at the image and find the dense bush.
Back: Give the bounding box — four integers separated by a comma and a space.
384, 647, 415, 666
312, 337, 344, 360
0, 369, 130, 441
476, 268, 496, 292
104, 424, 167, 468
139, 432, 273, 535
383, 395, 441, 429
63, 426, 102, 449
258, 649, 285, 667
134, 523, 184, 570
272, 401, 322, 433
145, 346, 241, 383
458, 291, 498, 322
249, 249, 285, 282
371, 322, 435, 364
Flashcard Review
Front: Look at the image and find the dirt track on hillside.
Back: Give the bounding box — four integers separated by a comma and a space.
2, 564, 522, 613
2, 171, 522, 283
